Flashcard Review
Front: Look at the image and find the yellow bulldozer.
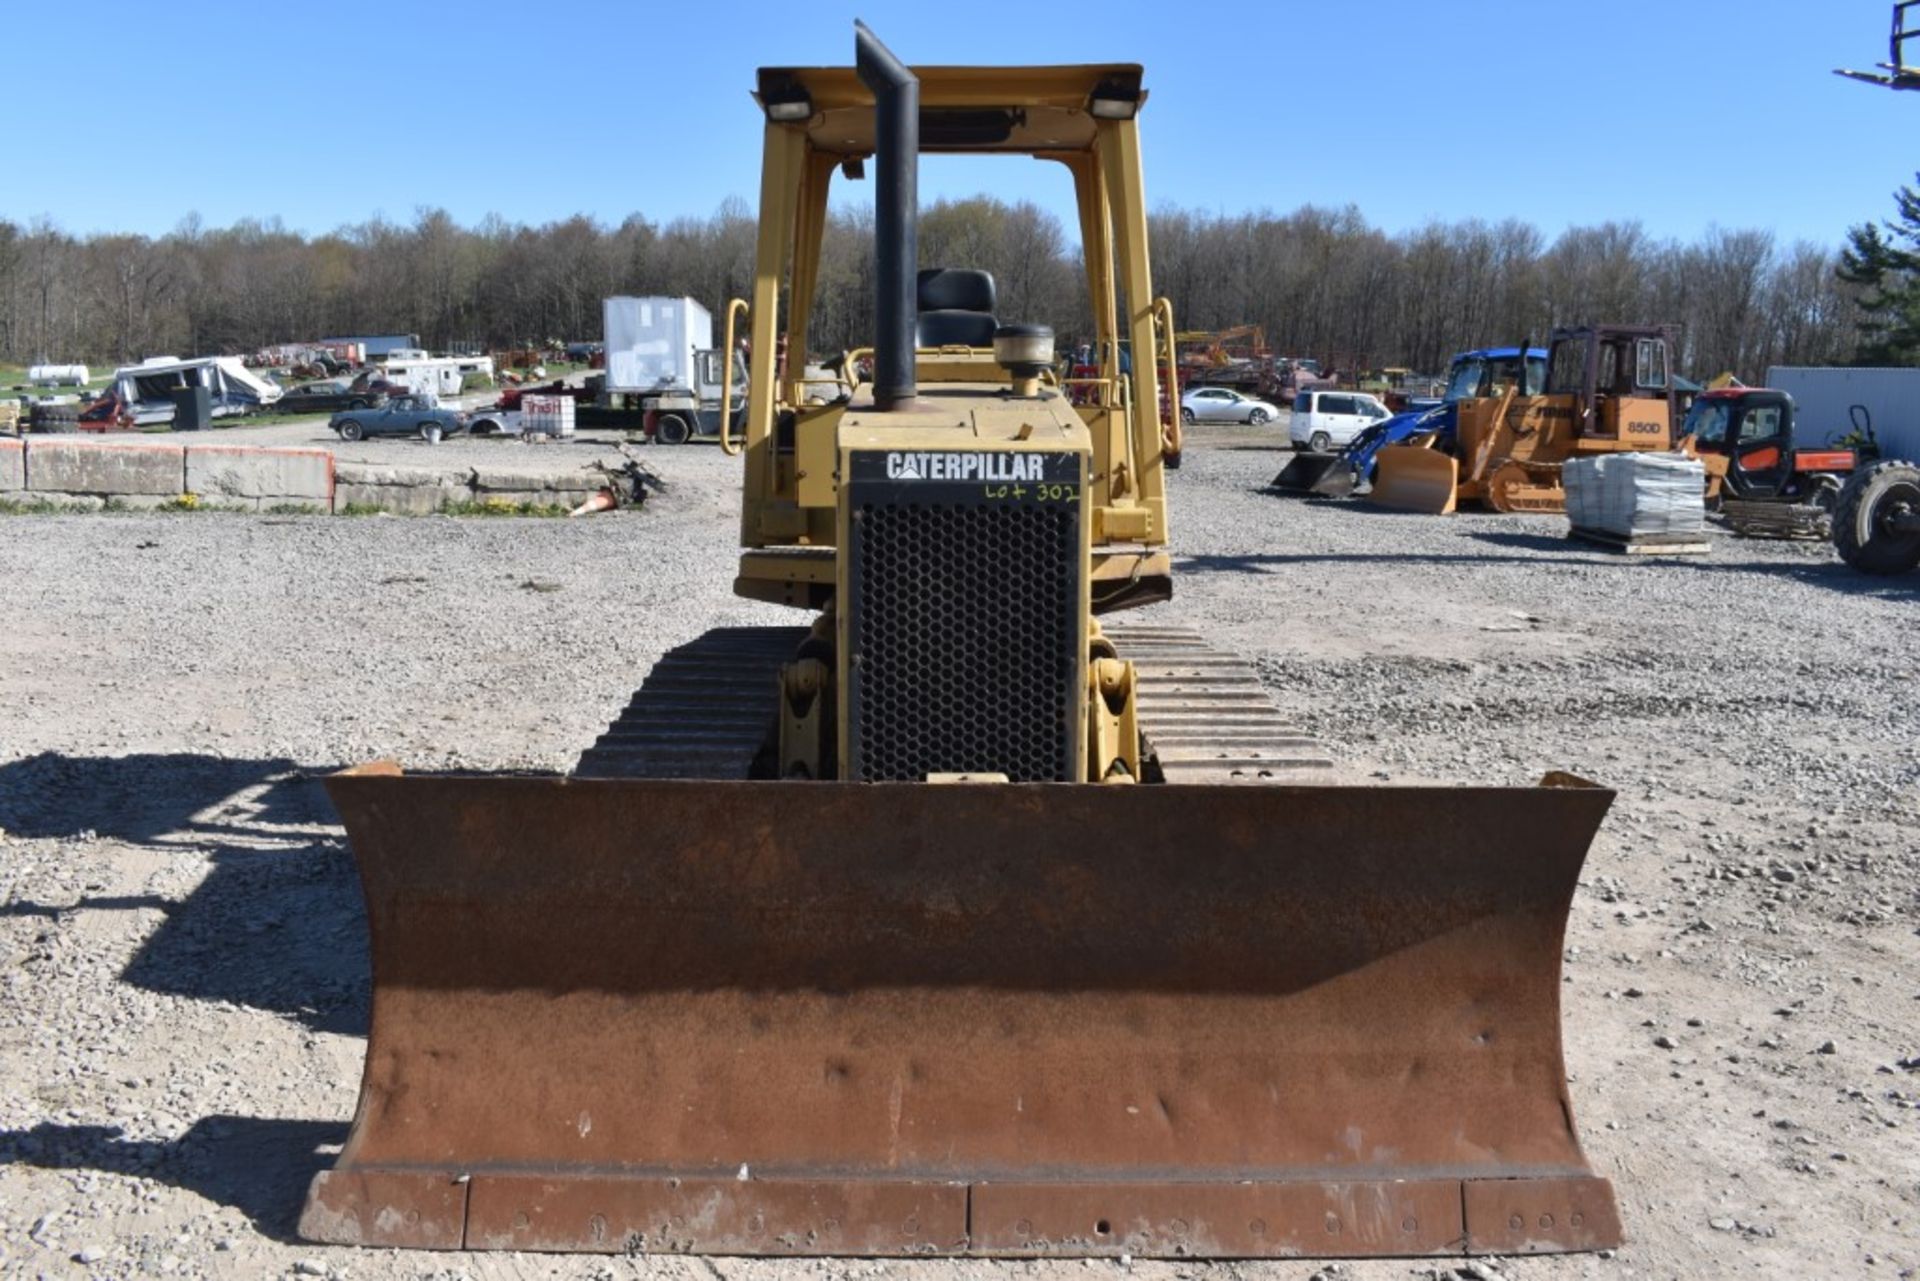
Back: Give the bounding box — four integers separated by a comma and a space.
1370, 324, 1680, 514
299, 24, 1621, 1262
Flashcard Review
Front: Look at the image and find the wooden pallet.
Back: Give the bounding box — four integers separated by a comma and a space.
1568, 526, 1710, 556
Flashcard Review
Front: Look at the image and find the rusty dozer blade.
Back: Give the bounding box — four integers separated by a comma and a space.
1369, 442, 1460, 514
1271, 451, 1344, 494
304, 767, 1622, 1260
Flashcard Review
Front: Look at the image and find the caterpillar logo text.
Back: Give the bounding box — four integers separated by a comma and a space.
886, 451, 1048, 482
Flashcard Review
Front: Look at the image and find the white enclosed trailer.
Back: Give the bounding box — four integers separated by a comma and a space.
1765, 366, 1920, 462
604, 296, 711, 392
378, 354, 495, 398
601, 296, 744, 443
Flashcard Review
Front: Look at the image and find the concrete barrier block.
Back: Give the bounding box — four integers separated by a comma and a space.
335, 463, 468, 515
27, 439, 185, 496
471, 467, 603, 497
0, 439, 22, 492
186, 445, 333, 507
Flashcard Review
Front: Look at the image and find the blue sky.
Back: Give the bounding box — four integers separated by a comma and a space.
10, 1, 1912, 248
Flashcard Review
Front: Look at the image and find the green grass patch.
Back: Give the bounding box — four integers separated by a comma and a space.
0, 363, 113, 397
340, 497, 572, 517
439, 497, 572, 517
0, 497, 75, 515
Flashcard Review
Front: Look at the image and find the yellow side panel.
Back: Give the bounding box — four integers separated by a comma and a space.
1607, 397, 1671, 449
795, 403, 845, 510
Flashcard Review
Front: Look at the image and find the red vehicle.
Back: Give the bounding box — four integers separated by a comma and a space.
496, 379, 595, 412
26, 392, 134, 433
1684, 387, 1857, 536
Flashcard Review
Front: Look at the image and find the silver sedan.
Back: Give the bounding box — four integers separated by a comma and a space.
1180, 386, 1281, 425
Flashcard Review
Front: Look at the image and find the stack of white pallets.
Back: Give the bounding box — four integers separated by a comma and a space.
1564, 452, 1710, 555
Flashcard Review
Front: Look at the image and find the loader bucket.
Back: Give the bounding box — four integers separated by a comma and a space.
1271, 451, 1343, 494
1309, 461, 1361, 498
303, 766, 1622, 1260
1369, 443, 1459, 514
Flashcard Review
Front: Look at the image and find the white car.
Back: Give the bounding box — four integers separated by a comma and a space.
1289, 389, 1391, 452
1180, 386, 1281, 425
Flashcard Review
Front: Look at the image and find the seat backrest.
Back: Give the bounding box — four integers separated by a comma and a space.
916, 268, 998, 348
918, 268, 996, 312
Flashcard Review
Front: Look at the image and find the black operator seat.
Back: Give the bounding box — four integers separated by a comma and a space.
916, 268, 998, 348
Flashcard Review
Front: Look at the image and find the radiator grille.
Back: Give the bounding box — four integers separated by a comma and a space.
848, 498, 1081, 782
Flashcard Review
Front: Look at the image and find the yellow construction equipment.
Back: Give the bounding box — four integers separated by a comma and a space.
1371, 325, 1680, 515
300, 24, 1621, 1262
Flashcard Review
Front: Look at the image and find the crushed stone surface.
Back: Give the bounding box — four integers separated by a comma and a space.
1, 424, 1915, 1279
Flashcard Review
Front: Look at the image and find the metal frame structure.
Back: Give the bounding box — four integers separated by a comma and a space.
1835, 2, 1920, 89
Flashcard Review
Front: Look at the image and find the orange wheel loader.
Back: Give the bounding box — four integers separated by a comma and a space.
299, 24, 1623, 1262
1371, 325, 1681, 515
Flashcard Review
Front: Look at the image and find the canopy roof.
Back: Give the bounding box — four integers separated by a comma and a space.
754, 63, 1146, 155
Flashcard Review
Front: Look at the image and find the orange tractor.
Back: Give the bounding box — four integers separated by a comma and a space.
1684, 387, 1859, 538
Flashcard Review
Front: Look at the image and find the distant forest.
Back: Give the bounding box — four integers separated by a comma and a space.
0, 198, 1861, 381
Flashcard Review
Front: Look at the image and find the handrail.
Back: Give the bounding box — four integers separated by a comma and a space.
1060, 375, 1132, 412
842, 347, 875, 397
1152, 296, 1181, 458
720, 298, 748, 457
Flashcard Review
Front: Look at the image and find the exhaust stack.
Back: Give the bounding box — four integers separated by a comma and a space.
855, 20, 917, 411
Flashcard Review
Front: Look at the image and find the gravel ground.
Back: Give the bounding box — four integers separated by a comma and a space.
1, 422, 1916, 1281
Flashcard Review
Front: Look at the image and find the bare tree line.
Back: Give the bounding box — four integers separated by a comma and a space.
0, 199, 1859, 380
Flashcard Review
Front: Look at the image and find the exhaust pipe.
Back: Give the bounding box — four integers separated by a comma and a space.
855, 19, 917, 411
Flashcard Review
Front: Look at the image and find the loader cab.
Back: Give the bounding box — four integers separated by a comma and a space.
1685, 388, 1856, 502
1694, 390, 1790, 496
1444, 348, 1547, 404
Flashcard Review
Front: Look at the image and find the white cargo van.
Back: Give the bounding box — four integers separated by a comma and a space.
1290, 389, 1390, 452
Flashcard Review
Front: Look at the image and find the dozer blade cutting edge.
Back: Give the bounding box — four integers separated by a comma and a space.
302, 764, 1622, 1259
1271, 452, 1344, 495
1369, 443, 1460, 514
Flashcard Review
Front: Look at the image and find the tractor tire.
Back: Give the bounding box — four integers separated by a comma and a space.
655, 413, 693, 446
29, 404, 80, 434
1833, 460, 1920, 575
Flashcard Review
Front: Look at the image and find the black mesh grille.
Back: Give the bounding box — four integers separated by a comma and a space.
848, 500, 1081, 782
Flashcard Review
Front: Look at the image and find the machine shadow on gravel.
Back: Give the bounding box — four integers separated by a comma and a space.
0, 752, 370, 1036
1174, 550, 1548, 573
1466, 530, 1920, 595
0, 1116, 348, 1242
